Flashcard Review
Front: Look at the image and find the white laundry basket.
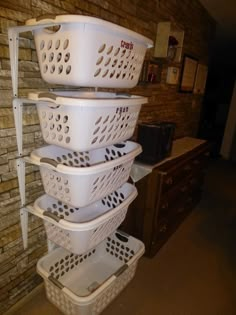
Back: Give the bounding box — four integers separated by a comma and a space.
37, 230, 145, 315
29, 141, 141, 207
32, 183, 137, 254
28, 91, 147, 151
26, 15, 153, 88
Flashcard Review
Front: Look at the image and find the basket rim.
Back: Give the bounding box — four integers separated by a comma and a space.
28, 91, 148, 107
36, 232, 145, 305
25, 15, 153, 48
28, 141, 142, 175
32, 183, 137, 230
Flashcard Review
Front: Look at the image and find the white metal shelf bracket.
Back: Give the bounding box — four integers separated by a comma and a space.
8, 23, 56, 97
20, 207, 28, 249
13, 98, 36, 157
8, 23, 70, 251
16, 157, 26, 206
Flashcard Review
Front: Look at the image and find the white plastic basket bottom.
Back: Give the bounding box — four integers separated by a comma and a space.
32, 183, 137, 254
28, 91, 147, 151
26, 15, 153, 88
29, 141, 141, 207
37, 230, 145, 315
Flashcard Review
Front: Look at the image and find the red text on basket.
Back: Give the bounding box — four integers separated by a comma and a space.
121, 40, 134, 50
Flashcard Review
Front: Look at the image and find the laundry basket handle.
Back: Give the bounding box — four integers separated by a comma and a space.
40, 157, 59, 169
48, 275, 64, 289
38, 92, 57, 101
114, 264, 128, 277
43, 211, 61, 222
115, 231, 129, 243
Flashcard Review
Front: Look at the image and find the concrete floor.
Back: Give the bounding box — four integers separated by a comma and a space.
9, 159, 236, 315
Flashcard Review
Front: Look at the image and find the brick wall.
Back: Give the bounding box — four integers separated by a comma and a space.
0, 1, 215, 313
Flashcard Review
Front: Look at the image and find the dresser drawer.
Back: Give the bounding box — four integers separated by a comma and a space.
190, 151, 209, 172
159, 147, 209, 193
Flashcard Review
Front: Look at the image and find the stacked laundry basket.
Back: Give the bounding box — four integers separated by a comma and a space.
10, 15, 153, 315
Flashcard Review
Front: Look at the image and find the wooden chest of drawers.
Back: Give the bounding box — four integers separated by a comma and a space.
120, 137, 210, 257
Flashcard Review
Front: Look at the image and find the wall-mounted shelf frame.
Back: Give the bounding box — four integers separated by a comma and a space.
8, 25, 58, 251
154, 21, 184, 63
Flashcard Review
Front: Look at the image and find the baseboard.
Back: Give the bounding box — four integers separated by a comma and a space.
4, 283, 44, 315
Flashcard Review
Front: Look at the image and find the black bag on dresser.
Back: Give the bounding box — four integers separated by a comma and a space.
136, 122, 175, 164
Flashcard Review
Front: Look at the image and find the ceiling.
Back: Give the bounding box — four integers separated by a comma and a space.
199, 0, 236, 39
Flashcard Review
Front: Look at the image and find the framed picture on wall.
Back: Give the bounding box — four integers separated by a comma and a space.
193, 64, 208, 94
139, 59, 163, 84
179, 54, 198, 93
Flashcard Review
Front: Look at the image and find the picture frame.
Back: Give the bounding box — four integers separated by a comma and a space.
139, 59, 163, 85
179, 54, 198, 93
193, 63, 208, 94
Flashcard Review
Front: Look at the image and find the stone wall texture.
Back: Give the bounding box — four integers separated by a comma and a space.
0, 0, 215, 313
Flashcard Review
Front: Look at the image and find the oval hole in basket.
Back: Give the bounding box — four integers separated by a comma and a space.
64, 126, 69, 134
104, 58, 111, 66
91, 137, 98, 144
63, 115, 68, 123
55, 39, 60, 50
43, 64, 48, 73
116, 72, 121, 79
64, 52, 70, 63
107, 46, 113, 55
121, 49, 126, 57
50, 65, 55, 73
110, 70, 115, 78
47, 40, 52, 50
57, 53, 62, 62
101, 126, 107, 133
126, 50, 131, 58
124, 62, 129, 69
49, 52, 54, 62
107, 125, 113, 133
95, 116, 102, 125
50, 122, 54, 130
118, 60, 123, 68
63, 39, 69, 50
99, 135, 105, 143
42, 53, 46, 63
103, 116, 109, 124
93, 127, 100, 135
58, 65, 63, 74
102, 69, 109, 78
98, 43, 106, 53
112, 133, 117, 140
42, 121, 47, 128
40, 40, 45, 50
96, 56, 103, 65
114, 47, 120, 56
66, 65, 71, 75
65, 136, 70, 143
94, 68, 101, 77
93, 177, 99, 186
